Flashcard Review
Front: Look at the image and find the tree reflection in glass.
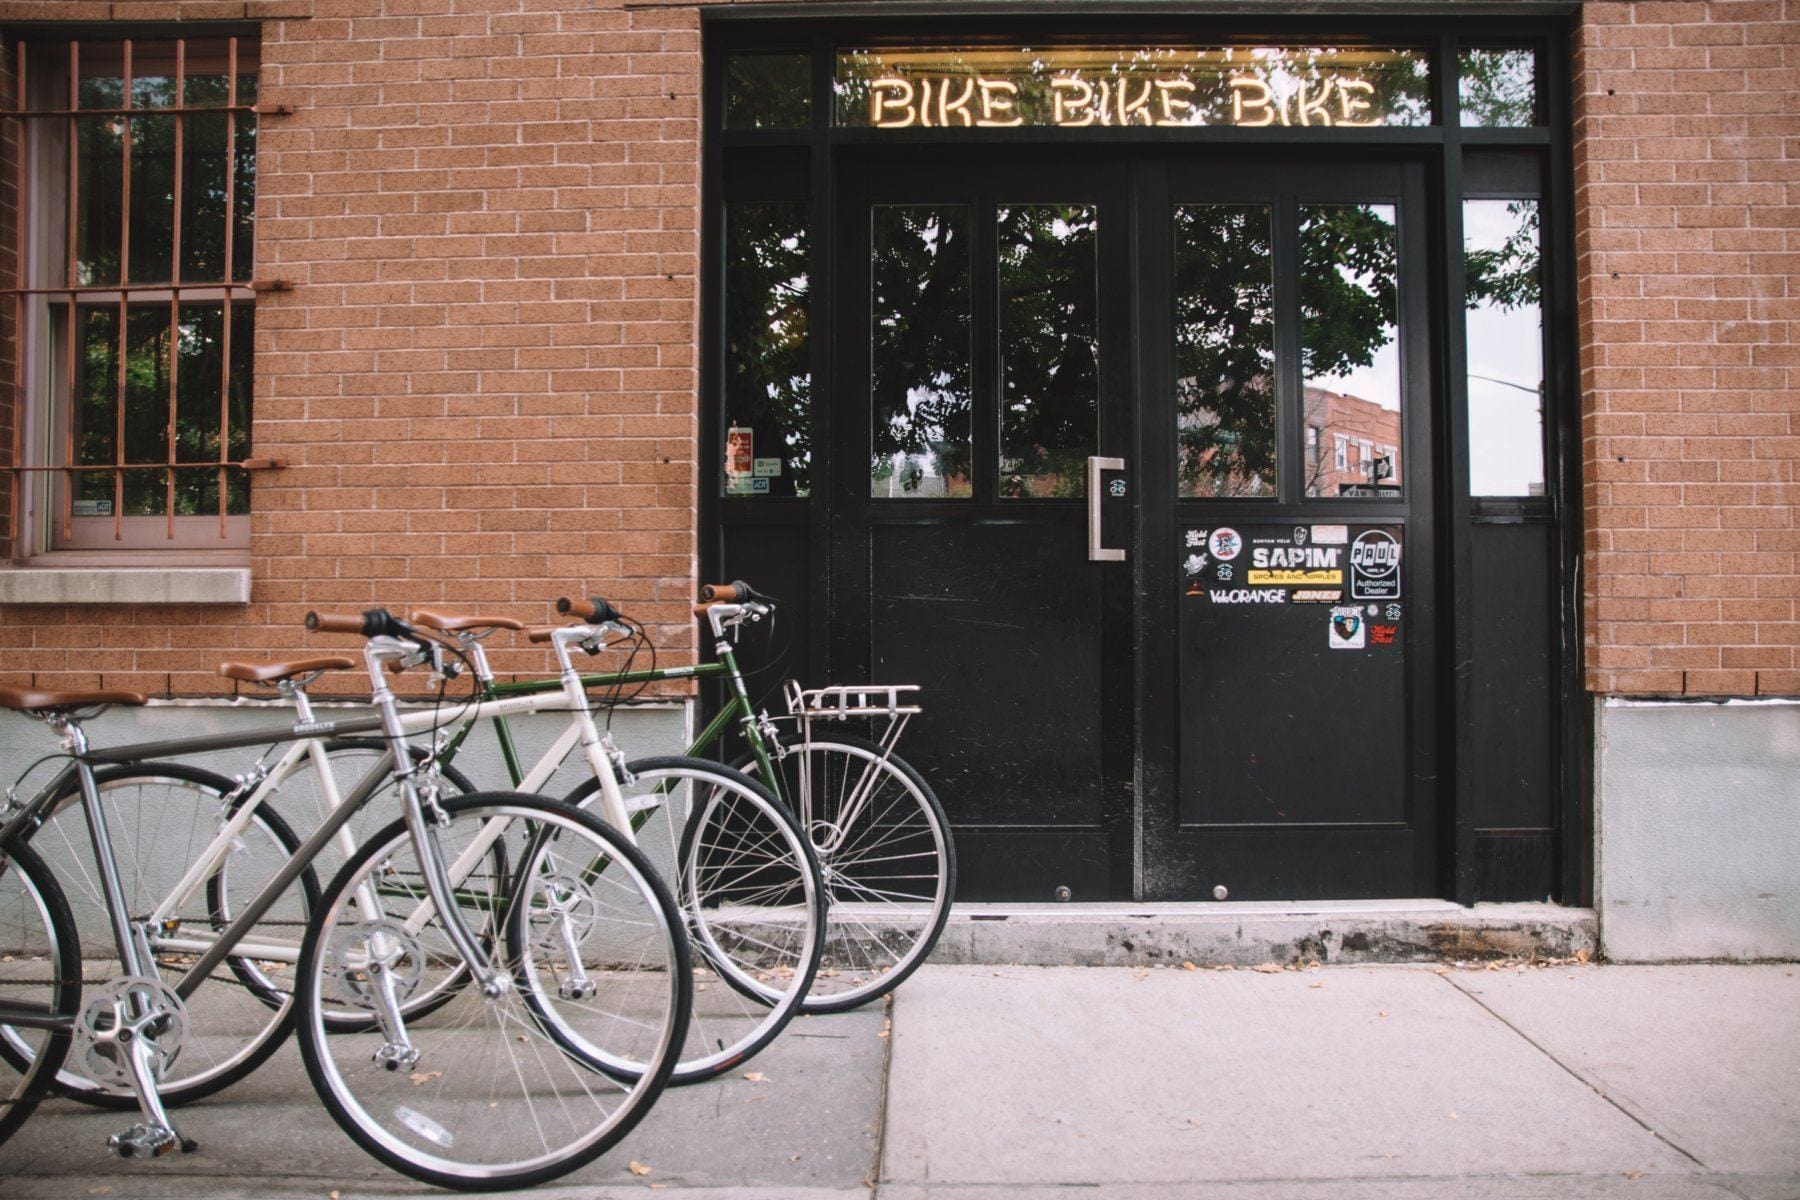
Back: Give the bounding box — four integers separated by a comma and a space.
1299, 203, 1402, 497
870, 206, 972, 498
998, 204, 1098, 498
1460, 49, 1538, 127
724, 202, 811, 498
1464, 199, 1544, 495
1173, 205, 1275, 497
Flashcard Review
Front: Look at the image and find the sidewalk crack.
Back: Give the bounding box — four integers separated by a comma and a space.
866, 993, 897, 1198
1436, 972, 1710, 1171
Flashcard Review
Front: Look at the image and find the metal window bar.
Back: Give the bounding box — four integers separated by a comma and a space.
4, 35, 269, 548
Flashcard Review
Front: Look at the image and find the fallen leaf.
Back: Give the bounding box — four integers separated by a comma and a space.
328, 1193, 339, 1200
1211, 964, 1235, 972
1624, 1171, 1643, 1180
409, 1070, 443, 1086
1378, 1010, 1388, 1018
1181, 961, 1197, 971
1309, 982, 1324, 989
1253, 963, 1283, 974
1433, 966, 1450, 975
743, 1071, 767, 1083
789, 1154, 802, 1162
629, 1161, 652, 1176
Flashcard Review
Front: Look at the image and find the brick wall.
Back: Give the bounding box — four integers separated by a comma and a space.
0, 0, 703, 697
2, 1, 1795, 701
1574, 0, 1800, 697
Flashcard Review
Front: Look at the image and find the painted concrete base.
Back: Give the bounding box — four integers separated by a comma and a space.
930, 900, 1596, 966
1598, 699, 1800, 962
0, 696, 690, 805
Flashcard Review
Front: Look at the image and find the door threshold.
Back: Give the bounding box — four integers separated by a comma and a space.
932, 900, 1595, 966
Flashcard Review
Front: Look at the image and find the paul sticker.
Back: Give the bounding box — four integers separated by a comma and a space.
1328, 605, 1366, 650
1349, 529, 1402, 601
1207, 527, 1242, 562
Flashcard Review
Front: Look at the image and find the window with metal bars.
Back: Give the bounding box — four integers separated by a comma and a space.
6, 35, 266, 554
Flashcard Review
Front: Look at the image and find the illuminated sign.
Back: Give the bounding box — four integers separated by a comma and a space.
837, 47, 1431, 130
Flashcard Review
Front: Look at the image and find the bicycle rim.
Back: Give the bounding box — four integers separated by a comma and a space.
559, 757, 823, 1083
0, 842, 79, 1149
7, 764, 314, 1106
749, 734, 954, 1012
296, 792, 688, 1190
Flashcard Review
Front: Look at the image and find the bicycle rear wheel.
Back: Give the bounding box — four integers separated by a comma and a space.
744, 732, 954, 1013
0, 763, 318, 1107
0, 841, 79, 1148
557, 757, 823, 1084
295, 792, 689, 1191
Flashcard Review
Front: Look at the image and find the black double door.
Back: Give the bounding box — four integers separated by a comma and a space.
828, 147, 1439, 901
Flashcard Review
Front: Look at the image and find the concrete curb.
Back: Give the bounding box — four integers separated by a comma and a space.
926, 901, 1597, 966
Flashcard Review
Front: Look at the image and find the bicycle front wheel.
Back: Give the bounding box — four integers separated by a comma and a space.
559, 757, 823, 1084
747, 732, 954, 1013
295, 792, 689, 1191
0, 840, 79, 1149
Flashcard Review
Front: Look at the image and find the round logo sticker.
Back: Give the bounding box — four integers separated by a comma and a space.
1207, 527, 1242, 562
1349, 529, 1403, 602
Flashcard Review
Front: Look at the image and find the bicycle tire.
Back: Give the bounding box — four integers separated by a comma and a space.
737, 731, 955, 1013
295, 791, 690, 1191
0, 762, 319, 1108
0, 840, 79, 1149
556, 757, 824, 1084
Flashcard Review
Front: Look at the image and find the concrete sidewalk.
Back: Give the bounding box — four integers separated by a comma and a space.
0, 964, 1794, 1200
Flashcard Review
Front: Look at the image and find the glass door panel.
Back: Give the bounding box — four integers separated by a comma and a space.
1172, 204, 1276, 498
1299, 202, 1404, 497
997, 203, 1100, 498
870, 204, 974, 499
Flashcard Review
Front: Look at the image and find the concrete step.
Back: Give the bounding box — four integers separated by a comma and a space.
926, 900, 1596, 966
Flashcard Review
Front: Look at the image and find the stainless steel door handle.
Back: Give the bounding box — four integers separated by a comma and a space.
1087, 456, 1125, 562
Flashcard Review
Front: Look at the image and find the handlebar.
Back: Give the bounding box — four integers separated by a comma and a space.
699, 580, 772, 605
305, 608, 415, 640
555, 596, 624, 623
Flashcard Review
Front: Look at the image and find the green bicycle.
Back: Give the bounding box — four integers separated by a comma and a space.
414, 583, 955, 1013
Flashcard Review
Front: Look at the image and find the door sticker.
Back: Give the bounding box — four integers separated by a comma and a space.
1349, 529, 1402, 600
1184, 524, 1403, 618
1329, 605, 1366, 650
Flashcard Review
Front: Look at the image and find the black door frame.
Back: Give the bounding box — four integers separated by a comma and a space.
1135, 154, 1441, 900
699, 12, 1587, 906
829, 149, 1139, 898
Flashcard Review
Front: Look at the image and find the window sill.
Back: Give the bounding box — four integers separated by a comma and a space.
0, 565, 251, 605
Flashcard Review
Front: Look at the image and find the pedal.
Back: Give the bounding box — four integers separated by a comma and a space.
107, 1121, 181, 1158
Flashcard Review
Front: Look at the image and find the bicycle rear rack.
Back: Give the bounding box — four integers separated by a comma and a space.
783, 681, 922, 759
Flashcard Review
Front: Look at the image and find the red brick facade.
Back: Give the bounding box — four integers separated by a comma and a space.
0, 0, 705, 696
1574, 0, 1799, 696
0, 0, 1795, 702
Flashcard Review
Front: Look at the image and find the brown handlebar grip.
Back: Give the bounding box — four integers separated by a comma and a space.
693, 604, 716, 618
526, 626, 558, 644
556, 597, 599, 621
699, 583, 744, 603
306, 612, 364, 634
